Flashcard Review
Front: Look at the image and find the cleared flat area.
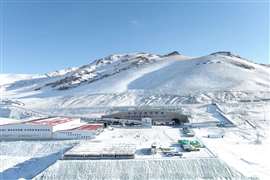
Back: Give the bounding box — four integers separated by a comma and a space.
65, 126, 214, 159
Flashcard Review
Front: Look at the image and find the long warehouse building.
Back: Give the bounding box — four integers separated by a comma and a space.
0, 117, 103, 140
102, 108, 190, 125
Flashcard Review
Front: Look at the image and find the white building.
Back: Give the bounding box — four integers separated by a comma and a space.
0, 117, 81, 140
53, 124, 103, 140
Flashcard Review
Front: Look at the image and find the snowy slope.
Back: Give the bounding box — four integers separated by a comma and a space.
0, 74, 35, 86
2, 52, 189, 97
0, 104, 46, 119
1, 51, 269, 109
128, 53, 270, 94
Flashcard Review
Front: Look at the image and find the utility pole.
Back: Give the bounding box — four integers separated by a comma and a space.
255, 130, 261, 144
0, 1, 4, 102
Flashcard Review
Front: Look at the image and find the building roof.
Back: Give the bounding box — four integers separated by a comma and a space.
71, 124, 103, 131
26, 117, 75, 126
65, 142, 136, 155
0, 117, 22, 126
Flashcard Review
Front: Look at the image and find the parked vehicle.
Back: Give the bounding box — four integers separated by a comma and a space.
178, 139, 189, 145
164, 152, 183, 157
182, 127, 195, 137
190, 140, 204, 148
160, 147, 174, 152
207, 131, 225, 138
181, 144, 199, 152
217, 121, 226, 127
207, 133, 224, 138
178, 139, 201, 152
151, 142, 158, 154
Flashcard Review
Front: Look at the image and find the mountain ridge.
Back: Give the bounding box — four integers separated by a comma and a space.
1, 51, 269, 109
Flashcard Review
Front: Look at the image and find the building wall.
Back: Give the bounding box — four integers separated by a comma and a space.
0, 124, 52, 139
102, 110, 189, 124
53, 130, 96, 140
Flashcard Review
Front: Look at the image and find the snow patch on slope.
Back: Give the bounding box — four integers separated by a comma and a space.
1, 51, 269, 110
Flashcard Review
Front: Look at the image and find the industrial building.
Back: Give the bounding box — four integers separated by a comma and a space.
0, 117, 103, 140
53, 124, 103, 140
102, 107, 189, 125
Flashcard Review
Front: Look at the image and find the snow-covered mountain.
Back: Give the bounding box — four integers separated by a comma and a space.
0, 74, 36, 86
1, 51, 269, 180
1, 51, 269, 109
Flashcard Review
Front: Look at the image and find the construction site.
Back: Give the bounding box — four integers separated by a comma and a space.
1, 102, 267, 179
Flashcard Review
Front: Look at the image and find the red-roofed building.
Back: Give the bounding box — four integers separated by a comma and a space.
0, 117, 81, 140
25, 117, 81, 132
72, 124, 103, 131
28, 117, 74, 126
53, 124, 104, 140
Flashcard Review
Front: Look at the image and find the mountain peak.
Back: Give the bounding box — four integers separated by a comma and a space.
91, 52, 161, 66
210, 51, 242, 58
163, 51, 181, 57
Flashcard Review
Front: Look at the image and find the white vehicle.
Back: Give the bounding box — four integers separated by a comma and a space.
207, 132, 225, 138
206, 128, 225, 138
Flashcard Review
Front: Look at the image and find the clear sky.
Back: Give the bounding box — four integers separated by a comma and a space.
0, 0, 269, 74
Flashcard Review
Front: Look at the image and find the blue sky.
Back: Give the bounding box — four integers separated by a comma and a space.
0, 1, 269, 73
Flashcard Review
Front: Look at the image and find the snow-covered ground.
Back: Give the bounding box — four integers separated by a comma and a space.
0, 141, 77, 179
90, 126, 213, 159
0, 51, 269, 179
34, 158, 246, 180
0, 101, 269, 179
195, 127, 270, 179
0, 101, 268, 179
33, 128, 249, 180
0, 156, 31, 172
192, 101, 270, 179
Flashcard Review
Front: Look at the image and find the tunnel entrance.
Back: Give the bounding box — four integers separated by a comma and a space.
172, 118, 181, 125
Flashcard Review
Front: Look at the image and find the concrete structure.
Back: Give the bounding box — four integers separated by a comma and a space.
0, 117, 103, 140
102, 108, 189, 125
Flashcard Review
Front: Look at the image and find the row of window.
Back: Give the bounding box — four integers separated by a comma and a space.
59, 131, 92, 138
127, 111, 165, 115
81, 136, 91, 139
126, 115, 164, 118
0, 128, 50, 132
